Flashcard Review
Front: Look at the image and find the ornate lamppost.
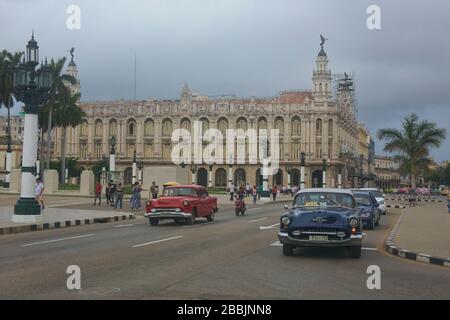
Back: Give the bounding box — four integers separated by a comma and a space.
109, 136, 116, 172
101, 155, 108, 185
190, 164, 197, 184
285, 164, 293, 192
132, 149, 137, 184
12, 33, 52, 223
208, 164, 213, 188
300, 152, 306, 190
322, 159, 327, 188
136, 159, 144, 184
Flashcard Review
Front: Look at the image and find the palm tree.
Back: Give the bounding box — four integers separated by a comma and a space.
0, 50, 23, 183
42, 57, 76, 171
378, 113, 446, 188
53, 92, 85, 184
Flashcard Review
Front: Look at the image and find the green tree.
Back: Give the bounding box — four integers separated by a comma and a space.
0, 50, 23, 149
378, 113, 446, 188
41, 57, 76, 171
53, 92, 85, 184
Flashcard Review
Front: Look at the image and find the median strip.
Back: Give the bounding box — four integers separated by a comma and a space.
132, 236, 183, 248
21, 234, 95, 247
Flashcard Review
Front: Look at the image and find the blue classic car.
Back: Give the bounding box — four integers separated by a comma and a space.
278, 189, 364, 258
353, 191, 381, 230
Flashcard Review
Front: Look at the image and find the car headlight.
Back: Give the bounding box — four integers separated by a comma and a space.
150, 208, 156, 213
349, 217, 359, 227
281, 216, 291, 226
183, 200, 190, 206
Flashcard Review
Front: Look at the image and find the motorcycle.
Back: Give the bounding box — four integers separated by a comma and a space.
234, 196, 246, 216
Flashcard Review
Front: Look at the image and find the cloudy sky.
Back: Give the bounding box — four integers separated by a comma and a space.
1, 0, 449, 161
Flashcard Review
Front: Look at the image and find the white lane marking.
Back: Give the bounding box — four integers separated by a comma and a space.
248, 217, 268, 223
362, 247, 378, 251
114, 224, 135, 228
132, 236, 183, 248
21, 234, 95, 247
270, 241, 282, 247
259, 223, 280, 230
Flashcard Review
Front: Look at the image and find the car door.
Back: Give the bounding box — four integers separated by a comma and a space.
197, 188, 208, 216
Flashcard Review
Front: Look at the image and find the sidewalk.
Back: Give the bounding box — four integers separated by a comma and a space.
386, 203, 450, 267
0, 207, 135, 235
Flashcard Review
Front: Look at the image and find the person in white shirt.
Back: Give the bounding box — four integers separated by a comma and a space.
228, 183, 235, 201
35, 178, 45, 210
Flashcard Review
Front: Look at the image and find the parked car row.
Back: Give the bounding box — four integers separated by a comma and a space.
278, 188, 386, 259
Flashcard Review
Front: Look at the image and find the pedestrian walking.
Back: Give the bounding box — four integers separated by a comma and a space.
35, 178, 45, 210
130, 182, 142, 210
228, 182, 235, 201
245, 183, 251, 198
272, 185, 277, 202
408, 188, 417, 207
105, 182, 111, 205
94, 181, 102, 206
114, 183, 124, 209
252, 185, 257, 206
109, 182, 117, 207
257, 185, 262, 200
150, 181, 159, 199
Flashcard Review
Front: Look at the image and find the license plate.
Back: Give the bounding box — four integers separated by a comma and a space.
309, 235, 328, 241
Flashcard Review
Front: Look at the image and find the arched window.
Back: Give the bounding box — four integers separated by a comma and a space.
180, 118, 191, 133
316, 119, 323, 135
144, 143, 154, 158
215, 168, 227, 187
162, 119, 173, 136
291, 116, 301, 135
94, 119, 102, 137
217, 118, 228, 137
127, 119, 136, 136
109, 119, 117, 136
257, 117, 267, 131
80, 120, 88, 136
200, 117, 209, 132
236, 117, 247, 131
274, 117, 284, 135
144, 119, 154, 136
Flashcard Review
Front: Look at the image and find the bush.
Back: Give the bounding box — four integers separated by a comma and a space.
59, 183, 80, 191
208, 187, 227, 194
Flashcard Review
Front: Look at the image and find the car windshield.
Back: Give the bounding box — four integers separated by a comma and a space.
294, 192, 354, 209
354, 193, 371, 206
163, 187, 197, 197
371, 190, 383, 198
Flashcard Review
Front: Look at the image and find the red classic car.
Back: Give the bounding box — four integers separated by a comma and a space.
145, 185, 218, 226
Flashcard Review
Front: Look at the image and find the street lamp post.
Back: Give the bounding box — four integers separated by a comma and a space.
136, 160, 144, 184
101, 155, 108, 185
190, 164, 197, 184
132, 149, 137, 185
338, 166, 342, 189
286, 164, 292, 192
12, 33, 52, 223
300, 152, 306, 190
109, 136, 116, 172
322, 159, 327, 188
208, 165, 213, 188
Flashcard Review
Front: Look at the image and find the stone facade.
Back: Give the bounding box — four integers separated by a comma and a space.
375, 155, 401, 189
51, 45, 368, 189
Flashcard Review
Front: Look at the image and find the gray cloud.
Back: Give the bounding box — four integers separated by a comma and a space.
1, 0, 449, 161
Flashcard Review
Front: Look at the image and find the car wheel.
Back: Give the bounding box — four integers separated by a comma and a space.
206, 211, 215, 222
282, 244, 295, 256
149, 218, 159, 226
186, 210, 196, 225
348, 246, 362, 259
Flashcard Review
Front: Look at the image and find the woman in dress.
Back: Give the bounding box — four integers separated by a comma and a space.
130, 182, 142, 210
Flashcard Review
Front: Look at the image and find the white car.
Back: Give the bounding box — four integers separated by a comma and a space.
360, 188, 387, 215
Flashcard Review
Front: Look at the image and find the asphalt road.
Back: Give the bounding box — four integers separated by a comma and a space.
0, 202, 449, 299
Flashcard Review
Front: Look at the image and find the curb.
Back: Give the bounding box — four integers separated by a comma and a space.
0, 214, 135, 236
384, 211, 450, 268
386, 205, 407, 209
